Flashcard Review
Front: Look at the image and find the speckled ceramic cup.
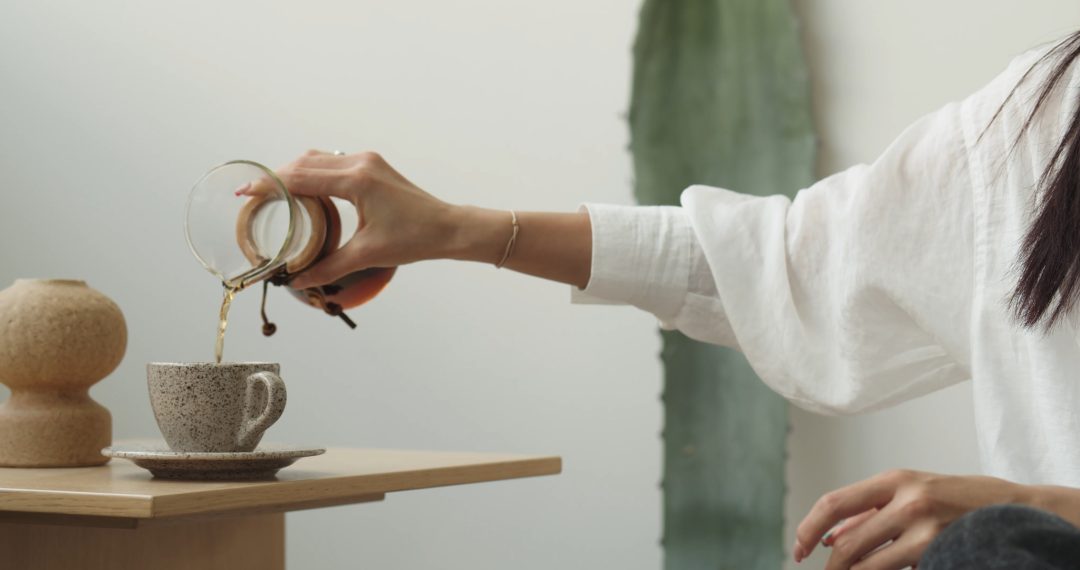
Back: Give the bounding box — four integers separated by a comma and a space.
147, 362, 287, 452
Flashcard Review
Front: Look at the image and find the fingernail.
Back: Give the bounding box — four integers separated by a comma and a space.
822, 529, 836, 547
822, 518, 845, 547
793, 541, 804, 563
234, 182, 252, 196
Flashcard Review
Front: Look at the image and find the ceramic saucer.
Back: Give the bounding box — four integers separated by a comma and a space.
102, 442, 325, 480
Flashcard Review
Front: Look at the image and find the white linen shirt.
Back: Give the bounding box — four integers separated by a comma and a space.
575, 44, 1080, 486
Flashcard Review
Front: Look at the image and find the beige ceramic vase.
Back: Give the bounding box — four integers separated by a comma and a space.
0, 279, 127, 467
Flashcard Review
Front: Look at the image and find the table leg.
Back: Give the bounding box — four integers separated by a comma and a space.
0, 512, 285, 570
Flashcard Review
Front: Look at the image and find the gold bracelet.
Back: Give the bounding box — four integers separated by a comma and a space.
495, 210, 519, 269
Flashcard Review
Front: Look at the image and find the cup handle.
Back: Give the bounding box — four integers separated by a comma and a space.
237, 371, 287, 450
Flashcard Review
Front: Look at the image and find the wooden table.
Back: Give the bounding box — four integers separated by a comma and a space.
0, 445, 561, 570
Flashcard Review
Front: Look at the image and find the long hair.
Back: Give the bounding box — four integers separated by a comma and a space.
1003, 32, 1080, 329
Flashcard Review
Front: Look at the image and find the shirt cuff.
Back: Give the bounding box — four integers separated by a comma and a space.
571, 203, 693, 323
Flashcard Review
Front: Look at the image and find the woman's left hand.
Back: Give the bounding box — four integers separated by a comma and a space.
794, 469, 1029, 569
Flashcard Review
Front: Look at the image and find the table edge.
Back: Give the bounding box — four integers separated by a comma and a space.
0, 451, 562, 519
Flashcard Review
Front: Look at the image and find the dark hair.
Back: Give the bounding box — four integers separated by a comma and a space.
1002, 32, 1080, 329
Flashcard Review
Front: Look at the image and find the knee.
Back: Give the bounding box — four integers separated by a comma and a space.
921, 504, 1068, 569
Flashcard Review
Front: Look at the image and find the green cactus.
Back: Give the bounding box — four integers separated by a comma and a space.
628, 1, 816, 568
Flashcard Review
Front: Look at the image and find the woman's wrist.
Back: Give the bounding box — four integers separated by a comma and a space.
442, 205, 512, 264
438, 205, 592, 287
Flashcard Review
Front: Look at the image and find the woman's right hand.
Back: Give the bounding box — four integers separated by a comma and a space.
269, 150, 478, 289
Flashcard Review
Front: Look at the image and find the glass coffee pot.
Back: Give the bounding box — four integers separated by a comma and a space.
185, 160, 395, 334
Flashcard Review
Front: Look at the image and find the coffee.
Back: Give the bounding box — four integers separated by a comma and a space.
214, 282, 241, 364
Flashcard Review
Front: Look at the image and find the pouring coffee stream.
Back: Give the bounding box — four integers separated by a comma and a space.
188, 160, 395, 363
214, 283, 239, 365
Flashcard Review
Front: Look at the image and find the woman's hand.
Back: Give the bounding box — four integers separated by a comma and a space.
266, 150, 462, 289
794, 469, 1030, 569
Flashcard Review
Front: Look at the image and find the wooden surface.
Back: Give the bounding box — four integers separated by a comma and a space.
0, 512, 284, 570
0, 445, 562, 520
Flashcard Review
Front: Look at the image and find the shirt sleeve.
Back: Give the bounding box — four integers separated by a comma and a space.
574, 85, 1016, 416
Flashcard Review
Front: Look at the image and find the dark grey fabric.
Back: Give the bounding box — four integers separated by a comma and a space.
921, 504, 1080, 569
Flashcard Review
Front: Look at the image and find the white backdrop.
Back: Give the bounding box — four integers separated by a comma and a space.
4, 2, 1080, 569
0, 2, 660, 568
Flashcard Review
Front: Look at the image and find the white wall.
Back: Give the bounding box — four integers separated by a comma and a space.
787, 2, 1080, 569
6, 2, 1080, 569
0, 2, 660, 569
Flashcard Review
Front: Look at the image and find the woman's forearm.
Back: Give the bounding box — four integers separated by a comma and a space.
445, 206, 593, 289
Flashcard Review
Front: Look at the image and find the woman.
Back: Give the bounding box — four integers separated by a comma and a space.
279, 32, 1080, 569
